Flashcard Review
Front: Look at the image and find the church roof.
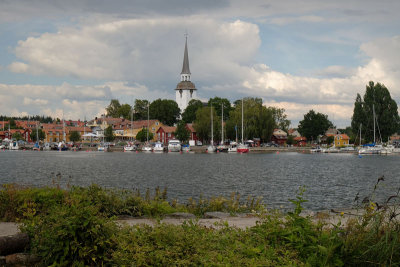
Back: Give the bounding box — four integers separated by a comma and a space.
176, 81, 196, 90
181, 37, 191, 75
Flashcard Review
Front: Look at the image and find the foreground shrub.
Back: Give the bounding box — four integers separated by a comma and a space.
21, 198, 117, 266
112, 222, 302, 266
0, 184, 64, 221
341, 176, 400, 266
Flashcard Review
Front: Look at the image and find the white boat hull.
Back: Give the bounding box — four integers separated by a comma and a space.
207, 145, 216, 153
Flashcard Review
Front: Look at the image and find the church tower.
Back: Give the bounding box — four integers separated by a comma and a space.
175, 35, 197, 112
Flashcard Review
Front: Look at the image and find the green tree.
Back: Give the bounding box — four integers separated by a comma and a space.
9, 119, 16, 129
134, 99, 150, 120
69, 131, 81, 142
104, 125, 115, 142
118, 104, 132, 119
30, 129, 45, 142
269, 107, 291, 133
106, 99, 122, 118
226, 98, 275, 142
12, 132, 23, 141
327, 136, 334, 146
135, 128, 153, 142
208, 97, 232, 121
193, 106, 221, 143
174, 121, 190, 143
298, 110, 333, 141
287, 135, 294, 146
182, 99, 203, 123
149, 99, 180, 126
351, 81, 399, 143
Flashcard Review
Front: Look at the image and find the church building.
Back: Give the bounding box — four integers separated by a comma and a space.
175, 36, 197, 112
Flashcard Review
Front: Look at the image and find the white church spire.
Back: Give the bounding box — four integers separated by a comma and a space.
175, 34, 197, 113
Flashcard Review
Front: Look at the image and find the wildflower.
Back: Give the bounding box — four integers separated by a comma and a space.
340, 212, 344, 216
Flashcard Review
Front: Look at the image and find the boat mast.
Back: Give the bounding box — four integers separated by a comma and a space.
36, 121, 39, 143
221, 104, 224, 145
211, 104, 213, 145
241, 98, 244, 144
373, 104, 376, 143
359, 123, 362, 146
147, 103, 149, 143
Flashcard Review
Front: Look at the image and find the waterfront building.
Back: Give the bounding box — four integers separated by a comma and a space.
334, 134, 350, 147
0, 129, 32, 142
185, 123, 198, 142
157, 126, 177, 144
271, 129, 288, 146
175, 35, 197, 113
122, 119, 163, 141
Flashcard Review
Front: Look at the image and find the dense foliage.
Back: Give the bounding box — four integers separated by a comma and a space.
181, 99, 203, 123
298, 110, 333, 141
174, 121, 190, 143
149, 99, 180, 126
226, 98, 275, 142
351, 81, 400, 143
11, 132, 23, 141
30, 129, 45, 142
208, 97, 232, 121
134, 99, 150, 120
69, 130, 81, 142
1, 179, 400, 266
104, 125, 115, 142
193, 106, 221, 143
105, 99, 133, 119
135, 128, 153, 142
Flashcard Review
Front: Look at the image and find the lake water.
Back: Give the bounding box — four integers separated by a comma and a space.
1, 150, 399, 211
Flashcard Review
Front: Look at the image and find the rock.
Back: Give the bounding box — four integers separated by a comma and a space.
5, 253, 40, 266
204, 212, 231, 219
167, 212, 196, 219
0, 233, 29, 256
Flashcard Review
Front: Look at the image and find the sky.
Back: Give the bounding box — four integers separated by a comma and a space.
1, 0, 400, 128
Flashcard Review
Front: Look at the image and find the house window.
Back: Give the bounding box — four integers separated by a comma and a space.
179, 90, 182, 98
168, 133, 171, 137
156, 122, 159, 126
152, 127, 155, 132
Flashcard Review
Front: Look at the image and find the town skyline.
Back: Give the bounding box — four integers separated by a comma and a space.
1, 0, 400, 128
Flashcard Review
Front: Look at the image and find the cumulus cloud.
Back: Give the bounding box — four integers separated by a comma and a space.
9, 17, 260, 86
0, 82, 154, 120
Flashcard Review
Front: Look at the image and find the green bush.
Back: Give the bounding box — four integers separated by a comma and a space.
21, 198, 117, 266
112, 222, 302, 266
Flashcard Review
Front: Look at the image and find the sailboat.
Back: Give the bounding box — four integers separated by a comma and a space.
237, 99, 249, 153
358, 105, 382, 155
33, 122, 41, 151
207, 104, 216, 152
142, 104, 153, 152
217, 104, 228, 152
124, 108, 136, 152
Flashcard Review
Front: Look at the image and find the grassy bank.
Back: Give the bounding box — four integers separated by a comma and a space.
1, 183, 400, 266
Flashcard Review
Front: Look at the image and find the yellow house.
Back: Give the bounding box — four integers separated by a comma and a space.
123, 120, 163, 141
334, 134, 350, 147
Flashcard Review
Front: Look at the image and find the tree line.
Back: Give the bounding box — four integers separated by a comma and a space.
106, 97, 290, 143
297, 81, 400, 145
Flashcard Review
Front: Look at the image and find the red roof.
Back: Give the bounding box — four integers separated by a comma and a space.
294, 136, 306, 141
186, 123, 196, 132
337, 134, 350, 140
158, 126, 176, 133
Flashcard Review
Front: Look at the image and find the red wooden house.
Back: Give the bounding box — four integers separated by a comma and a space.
156, 126, 177, 144
185, 123, 198, 142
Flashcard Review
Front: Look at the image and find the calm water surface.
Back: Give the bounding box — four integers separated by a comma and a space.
1, 150, 399, 211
